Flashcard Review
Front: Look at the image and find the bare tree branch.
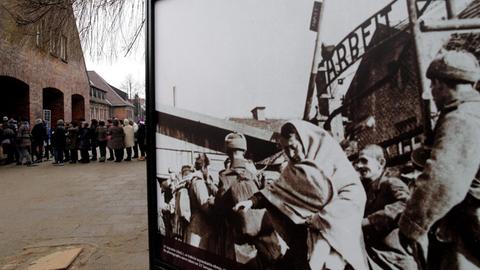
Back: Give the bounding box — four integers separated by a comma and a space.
2, 0, 145, 60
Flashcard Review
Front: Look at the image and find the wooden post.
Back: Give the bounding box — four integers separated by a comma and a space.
406, 0, 433, 139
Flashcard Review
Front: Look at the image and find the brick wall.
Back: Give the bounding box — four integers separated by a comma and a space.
344, 27, 424, 159
112, 107, 134, 121
0, 1, 90, 127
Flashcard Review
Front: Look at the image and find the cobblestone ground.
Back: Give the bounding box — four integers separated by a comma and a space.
0, 159, 149, 270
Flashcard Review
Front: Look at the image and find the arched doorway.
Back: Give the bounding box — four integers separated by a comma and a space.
43, 88, 64, 128
0, 76, 29, 121
71, 94, 85, 123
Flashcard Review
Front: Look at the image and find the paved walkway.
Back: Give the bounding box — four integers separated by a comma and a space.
0, 159, 149, 270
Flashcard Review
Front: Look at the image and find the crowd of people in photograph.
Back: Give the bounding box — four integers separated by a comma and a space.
0, 117, 147, 166
157, 50, 480, 270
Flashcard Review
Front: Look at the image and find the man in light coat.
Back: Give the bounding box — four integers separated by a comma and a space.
399, 50, 480, 269
123, 119, 135, 161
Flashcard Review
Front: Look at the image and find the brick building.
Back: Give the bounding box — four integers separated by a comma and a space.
0, 1, 90, 127
87, 71, 134, 121
88, 75, 111, 122
108, 84, 135, 120
342, 24, 424, 162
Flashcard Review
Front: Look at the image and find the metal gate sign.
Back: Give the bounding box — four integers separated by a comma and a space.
321, 0, 396, 86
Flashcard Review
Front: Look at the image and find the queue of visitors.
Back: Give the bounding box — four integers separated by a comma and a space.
0, 117, 147, 166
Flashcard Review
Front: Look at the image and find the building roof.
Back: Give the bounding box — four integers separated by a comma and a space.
109, 84, 129, 100
158, 104, 275, 141
157, 104, 280, 161
87, 71, 134, 107
90, 96, 111, 106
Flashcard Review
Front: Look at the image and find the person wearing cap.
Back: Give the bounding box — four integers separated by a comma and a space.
354, 144, 417, 270
212, 132, 282, 268
399, 50, 480, 269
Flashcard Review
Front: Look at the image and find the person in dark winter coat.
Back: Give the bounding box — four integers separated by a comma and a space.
51, 119, 66, 165
44, 124, 52, 161
106, 119, 115, 161
399, 50, 480, 270
1, 121, 16, 164
108, 119, 125, 162
89, 119, 98, 161
31, 118, 47, 162
96, 120, 108, 162
78, 122, 91, 163
354, 144, 418, 270
137, 120, 146, 161
67, 121, 79, 164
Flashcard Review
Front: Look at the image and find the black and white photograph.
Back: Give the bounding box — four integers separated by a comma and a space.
151, 0, 480, 269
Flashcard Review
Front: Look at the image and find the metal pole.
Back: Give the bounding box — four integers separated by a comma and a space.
303, 0, 326, 120
406, 0, 433, 138
445, 0, 466, 19
446, 0, 456, 18
172, 86, 176, 107
421, 18, 480, 31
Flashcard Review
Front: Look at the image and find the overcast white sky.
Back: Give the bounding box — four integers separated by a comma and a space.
88, 0, 407, 117
85, 52, 145, 95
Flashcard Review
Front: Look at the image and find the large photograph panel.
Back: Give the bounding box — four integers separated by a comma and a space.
149, 0, 480, 269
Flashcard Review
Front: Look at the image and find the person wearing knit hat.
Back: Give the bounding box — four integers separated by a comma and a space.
399, 50, 480, 269
426, 50, 480, 84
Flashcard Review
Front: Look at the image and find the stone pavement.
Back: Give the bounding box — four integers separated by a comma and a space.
0, 159, 149, 270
